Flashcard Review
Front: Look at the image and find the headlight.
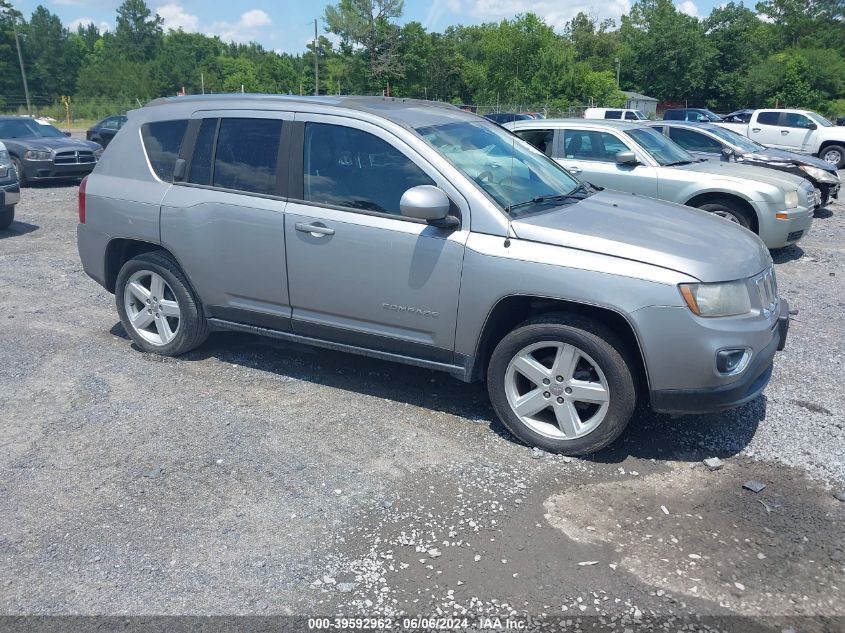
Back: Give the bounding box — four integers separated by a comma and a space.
0, 149, 9, 168
679, 281, 752, 317
784, 190, 799, 208
799, 164, 839, 183
24, 149, 52, 161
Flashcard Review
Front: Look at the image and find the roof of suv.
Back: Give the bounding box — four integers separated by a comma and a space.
142, 94, 478, 129
510, 118, 649, 131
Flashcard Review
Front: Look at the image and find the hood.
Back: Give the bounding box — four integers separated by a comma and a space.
13, 137, 101, 152
745, 148, 838, 175
511, 190, 770, 282
678, 160, 807, 190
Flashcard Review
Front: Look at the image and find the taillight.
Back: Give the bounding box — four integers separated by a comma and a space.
78, 175, 88, 224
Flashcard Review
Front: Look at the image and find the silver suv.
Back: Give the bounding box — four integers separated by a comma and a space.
506, 118, 815, 249
77, 96, 790, 455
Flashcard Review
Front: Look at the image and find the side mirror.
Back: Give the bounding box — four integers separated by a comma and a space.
64, 131, 72, 137
615, 151, 638, 165
400, 185, 452, 223
808, 122, 818, 130
173, 158, 187, 182
721, 147, 734, 161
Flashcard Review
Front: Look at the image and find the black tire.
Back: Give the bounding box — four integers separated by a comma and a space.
819, 145, 845, 170
698, 199, 753, 230
0, 206, 13, 230
115, 251, 209, 356
487, 313, 637, 455
11, 156, 26, 187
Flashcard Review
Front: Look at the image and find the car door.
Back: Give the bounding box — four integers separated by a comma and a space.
160, 111, 293, 329
779, 112, 817, 153
284, 114, 469, 362
667, 127, 725, 162
749, 111, 785, 147
554, 128, 658, 196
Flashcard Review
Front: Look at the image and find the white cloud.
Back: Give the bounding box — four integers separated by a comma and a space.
675, 0, 700, 17
427, 0, 632, 31
67, 17, 111, 32
55, 0, 95, 6
155, 3, 200, 32
211, 9, 272, 42
153, 4, 272, 43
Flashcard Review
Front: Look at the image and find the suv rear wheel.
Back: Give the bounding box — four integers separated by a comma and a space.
115, 251, 208, 355
487, 314, 636, 455
820, 145, 845, 170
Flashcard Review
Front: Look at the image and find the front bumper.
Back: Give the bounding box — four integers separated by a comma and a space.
22, 158, 96, 181
0, 180, 20, 206
649, 299, 789, 414
756, 201, 813, 249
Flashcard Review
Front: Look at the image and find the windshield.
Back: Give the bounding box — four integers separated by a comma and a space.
624, 127, 696, 165
415, 120, 582, 217
0, 119, 66, 139
703, 125, 763, 152
807, 112, 833, 127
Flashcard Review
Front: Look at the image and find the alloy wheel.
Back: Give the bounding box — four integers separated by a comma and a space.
709, 209, 741, 224
823, 149, 843, 165
504, 341, 610, 440
123, 270, 181, 346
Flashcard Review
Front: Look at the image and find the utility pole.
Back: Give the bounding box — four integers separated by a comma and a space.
313, 19, 319, 96
12, 20, 31, 114
201, 72, 205, 95
614, 57, 621, 89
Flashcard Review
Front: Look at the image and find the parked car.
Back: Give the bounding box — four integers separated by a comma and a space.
715, 109, 845, 168
77, 95, 790, 455
584, 108, 648, 121
662, 108, 723, 122
0, 140, 21, 230
506, 118, 815, 248
722, 109, 754, 123
649, 121, 840, 206
484, 112, 533, 124
86, 115, 127, 148
0, 116, 103, 186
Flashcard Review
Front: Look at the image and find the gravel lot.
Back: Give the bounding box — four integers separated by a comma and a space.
1, 182, 843, 629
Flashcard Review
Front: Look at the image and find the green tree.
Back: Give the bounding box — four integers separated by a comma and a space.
113, 0, 163, 61
22, 6, 81, 99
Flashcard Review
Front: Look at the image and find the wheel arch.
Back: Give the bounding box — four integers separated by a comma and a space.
469, 295, 650, 393
104, 238, 185, 294
684, 191, 759, 233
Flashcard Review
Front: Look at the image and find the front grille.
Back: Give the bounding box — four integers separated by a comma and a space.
54, 150, 95, 165
756, 267, 778, 312
787, 230, 804, 242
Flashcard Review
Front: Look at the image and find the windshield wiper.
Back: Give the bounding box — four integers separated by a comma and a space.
664, 160, 695, 166
507, 183, 592, 214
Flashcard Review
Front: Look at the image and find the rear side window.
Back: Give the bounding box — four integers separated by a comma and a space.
212, 118, 282, 195
757, 111, 779, 126
668, 127, 723, 153
303, 122, 433, 216
604, 110, 622, 119
515, 129, 555, 156
188, 118, 217, 186
141, 119, 188, 182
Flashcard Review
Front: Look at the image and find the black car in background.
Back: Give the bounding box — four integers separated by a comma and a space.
722, 109, 755, 123
86, 115, 127, 148
0, 116, 103, 186
663, 108, 723, 122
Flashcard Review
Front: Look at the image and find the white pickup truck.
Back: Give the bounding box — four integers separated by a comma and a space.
716, 109, 845, 169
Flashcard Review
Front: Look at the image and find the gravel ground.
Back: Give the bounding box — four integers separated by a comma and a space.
0, 182, 843, 629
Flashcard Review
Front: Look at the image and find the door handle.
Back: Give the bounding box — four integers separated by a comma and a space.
751, 128, 761, 132
781, 130, 789, 135
567, 165, 582, 173
295, 222, 335, 236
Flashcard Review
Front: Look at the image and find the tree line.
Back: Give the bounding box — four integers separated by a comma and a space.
0, 0, 843, 121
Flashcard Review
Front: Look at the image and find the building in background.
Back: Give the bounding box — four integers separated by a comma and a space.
623, 91, 658, 117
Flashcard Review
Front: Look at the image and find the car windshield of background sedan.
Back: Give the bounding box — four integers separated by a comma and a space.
0, 119, 66, 139
625, 127, 697, 166
415, 120, 582, 217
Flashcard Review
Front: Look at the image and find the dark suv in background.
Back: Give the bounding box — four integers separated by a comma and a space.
87, 115, 127, 148
663, 108, 723, 122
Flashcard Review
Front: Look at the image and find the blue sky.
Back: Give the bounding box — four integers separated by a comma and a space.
13, 0, 725, 54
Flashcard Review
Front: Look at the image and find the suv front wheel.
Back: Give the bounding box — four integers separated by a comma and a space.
115, 251, 209, 355
487, 314, 636, 455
